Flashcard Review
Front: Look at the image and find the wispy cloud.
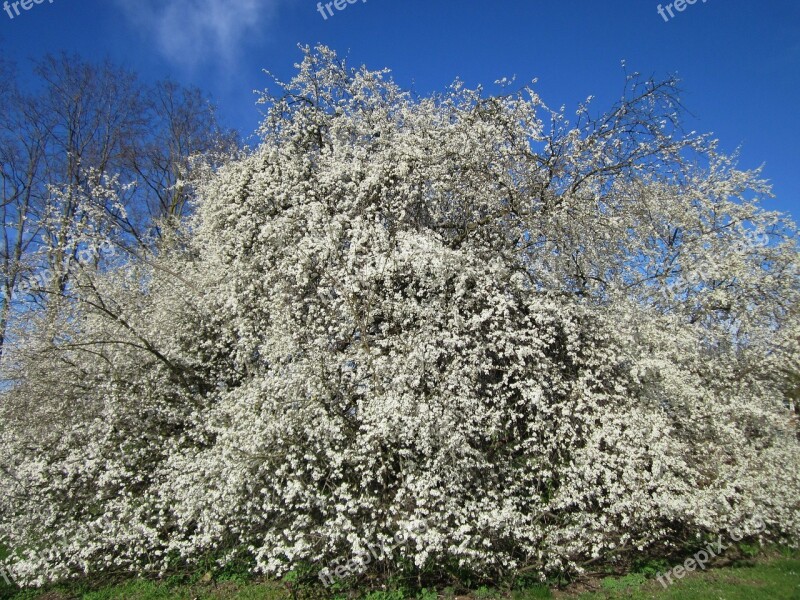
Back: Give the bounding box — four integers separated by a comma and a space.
114, 0, 281, 69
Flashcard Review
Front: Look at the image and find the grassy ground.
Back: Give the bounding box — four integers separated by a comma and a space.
2, 551, 798, 600
562, 553, 800, 599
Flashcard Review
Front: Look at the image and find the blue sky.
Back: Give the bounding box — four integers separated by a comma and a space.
1, 0, 799, 218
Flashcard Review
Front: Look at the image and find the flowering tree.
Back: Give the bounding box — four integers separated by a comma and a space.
1, 46, 798, 589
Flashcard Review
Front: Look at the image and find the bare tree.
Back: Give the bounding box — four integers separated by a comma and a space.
126, 79, 239, 233
0, 54, 239, 359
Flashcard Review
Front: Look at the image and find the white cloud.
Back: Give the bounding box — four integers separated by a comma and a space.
115, 0, 281, 69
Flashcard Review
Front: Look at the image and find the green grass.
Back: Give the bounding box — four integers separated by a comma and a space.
572, 554, 800, 599
1, 579, 291, 600
1, 552, 798, 599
